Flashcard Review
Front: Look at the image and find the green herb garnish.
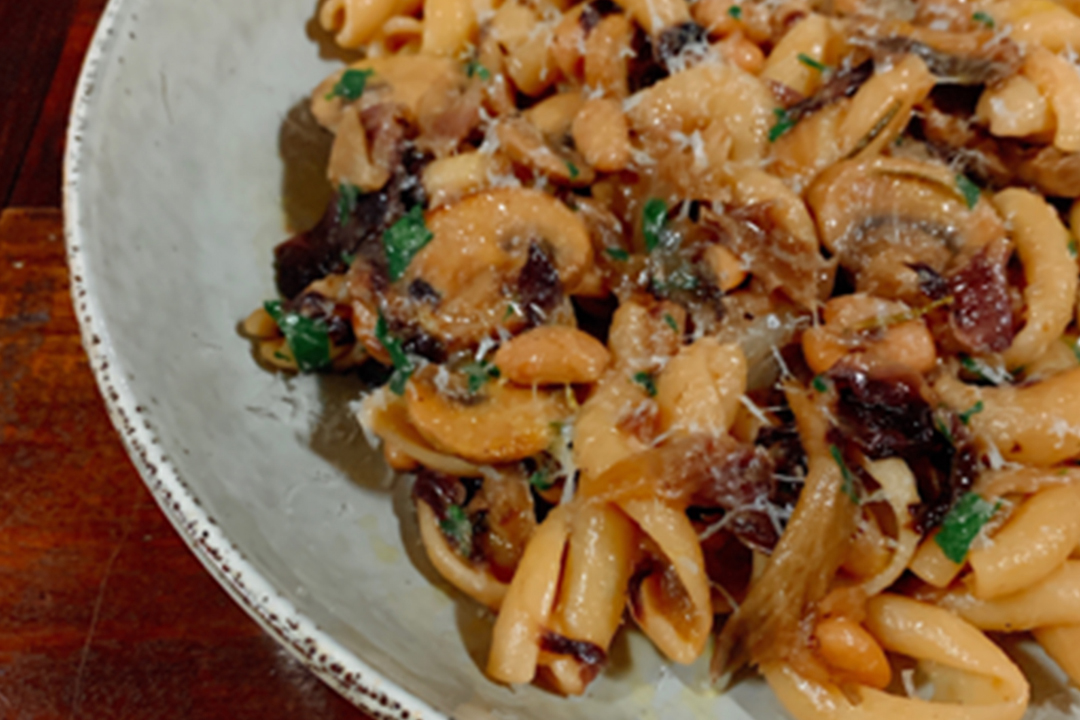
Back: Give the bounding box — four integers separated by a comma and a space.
935, 415, 956, 446
440, 504, 473, 557
605, 247, 630, 261
341, 250, 356, 265
1070, 338, 1080, 365
727, 5, 742, 19
1069, 236, 1078, 259
663, 313, 679, 333
972, 10, 995, 27
812, 375, 828, 393
959, 400, 985, 425
642, 198, 668, 253
959, 354, 1011, 385
633, 371, 658, 397
383, 206, 433, 282
466, 59, 491, 81
337, 183, 360, 225
374, 314, 415, 394
935, 492, 1001, 563
797, 53, 828, 72
529, 469, 554, 491
769, 108, 798, 142
326, 68, 374, 101
956, 174, 981, 210
829, 445, 860, 503
463, 360, 500, 394
264, 300, 332, 373
566, 161, 580, 179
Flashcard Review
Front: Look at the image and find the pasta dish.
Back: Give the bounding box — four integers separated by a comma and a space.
240, 0, 1080, 715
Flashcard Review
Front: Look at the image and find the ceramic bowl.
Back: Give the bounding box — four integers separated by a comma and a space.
63, 0, 1079, 718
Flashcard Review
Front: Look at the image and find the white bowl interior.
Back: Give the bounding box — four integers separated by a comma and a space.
65, 0, 1080, 718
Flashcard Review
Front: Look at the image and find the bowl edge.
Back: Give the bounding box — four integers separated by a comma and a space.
59, 3, 450, 718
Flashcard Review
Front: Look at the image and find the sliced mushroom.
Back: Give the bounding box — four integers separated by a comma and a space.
701, 203, 834, 310
495, 116, 595, 186
362, 189, 594, 352
405, 365, 571, 464
851, 17, 1023, 85
806, 156, 1007, 295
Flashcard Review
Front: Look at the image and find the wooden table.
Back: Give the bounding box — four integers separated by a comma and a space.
0, 2, 372, 717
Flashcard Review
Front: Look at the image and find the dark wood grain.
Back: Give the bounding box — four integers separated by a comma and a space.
0, 0, 78, 207
0, 208, 372, 719
9, 0, 109, 207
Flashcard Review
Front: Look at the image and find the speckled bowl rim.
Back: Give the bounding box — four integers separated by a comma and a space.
62, 2, 447, 718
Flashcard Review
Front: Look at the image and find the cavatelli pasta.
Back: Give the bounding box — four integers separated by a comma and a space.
243, 0, 1080, 713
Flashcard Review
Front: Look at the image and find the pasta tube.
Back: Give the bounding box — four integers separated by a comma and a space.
488, 506, 571, 684
935, 368, 1080, 466
969, 483, 1080, 599
621, 498, 712, 664
765, 596, 1029, 720
939, 560, 1080, 631
995, 187, 1077, 368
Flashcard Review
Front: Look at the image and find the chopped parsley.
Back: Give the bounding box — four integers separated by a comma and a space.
264, 300, 332, 373
374, 314, 415, 395
972, 10, 995, 27
1070, 338, 1080, 365
935, 414, 956, 446
956, 174, 981, 210
503, 304, 517, 321
642, 198, 668, 253
769, 108, 798, 142
797, 53, 828, 72
959, 354, 1011, 385
326, 68, 373, 101
341, 250, 356, 265
959, 400, 985, 425
566, 161, 580, 179
663, 313, 679, 333
463, 360, 500, 394
1069, 236, 1078, 259
337, 183, 360, 225
727, 4, 742, 19
529, 469, 554, 491
466, 59, 491, 81
605, 247, 630, 261
811, 374, 828, 393
935, 492, 1001, 563
829, 445, 860, 503
383, 206, 433, 282
439, 504, 473, 557
633, 371, 658, 397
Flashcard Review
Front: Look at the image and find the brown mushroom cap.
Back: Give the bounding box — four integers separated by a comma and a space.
807, 157, 1007, 288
